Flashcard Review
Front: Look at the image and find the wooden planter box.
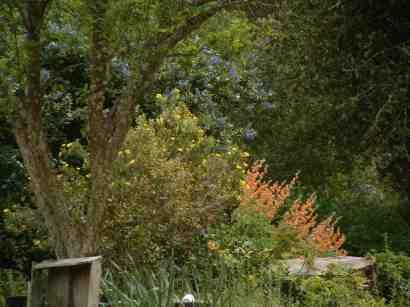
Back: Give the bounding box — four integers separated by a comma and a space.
28, 256, 102, 307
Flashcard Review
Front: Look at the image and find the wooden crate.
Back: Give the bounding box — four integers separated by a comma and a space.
27, 256, 102, 307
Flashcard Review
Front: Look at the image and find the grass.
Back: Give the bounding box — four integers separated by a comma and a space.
101, 260, 301, 307
101, 258, 409, 307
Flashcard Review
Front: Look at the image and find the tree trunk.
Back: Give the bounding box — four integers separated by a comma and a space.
14, 1, 89, 259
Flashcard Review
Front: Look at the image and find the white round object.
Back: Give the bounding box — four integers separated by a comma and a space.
182, 293, 195, 303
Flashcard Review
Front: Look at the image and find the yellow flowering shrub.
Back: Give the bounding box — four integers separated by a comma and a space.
101, 92, 247, 266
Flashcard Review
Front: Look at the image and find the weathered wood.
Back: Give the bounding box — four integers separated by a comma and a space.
33, 256, 102, 270
48, 267, 70, 307
87, 260, 102, 307
281, 256, 374, 276
28, 257, 102, 307
72, 265, 90, 307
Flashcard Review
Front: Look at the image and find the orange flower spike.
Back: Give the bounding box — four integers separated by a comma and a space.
240, 160, 296, 221
241, 160, 346, 255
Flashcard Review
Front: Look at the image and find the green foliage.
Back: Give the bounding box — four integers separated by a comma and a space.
374, 250, 410, 306
296, 268, 385, 307
0, 270, 26, 306
102, 260, 402, 307
0, 145, 49, 276
102, 264, 181, 307
1, 4, 410, 307
102, 259, 288, 307
205, 210, 314, 275
96, 91, 246, 266
319, 160, 410, 255
250, 0, 410, 201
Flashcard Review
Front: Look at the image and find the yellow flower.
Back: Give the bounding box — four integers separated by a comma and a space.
240, 180, 246, 186
241, 152, 250, 158
207, 240, 219, 251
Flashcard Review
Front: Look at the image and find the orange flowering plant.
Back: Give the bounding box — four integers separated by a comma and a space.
205, 159, 346, 275
240, 160, 346, 256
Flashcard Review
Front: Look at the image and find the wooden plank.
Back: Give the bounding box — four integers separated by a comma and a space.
33, 256, 102, 270
281, 256, 374, 276
87, 259, 102, 307
47, 267, 71, 307
71, 265, 90, 307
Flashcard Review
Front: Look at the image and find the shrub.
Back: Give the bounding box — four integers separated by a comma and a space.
204, 161, 346, 275
102, 262, 388, 307
373, 249, 410, 306
0, 270, 26, 306
240, 161, 346, 256
99, 91, 246, 267
322, 160, 410, 256
296, 267, 386, 307
206, 210, 313, 275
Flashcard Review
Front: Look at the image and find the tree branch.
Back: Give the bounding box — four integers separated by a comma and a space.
87, 0, 110, 164
103, 1, 245, 160
86, 0, 113, 254
102, 0, 272, 161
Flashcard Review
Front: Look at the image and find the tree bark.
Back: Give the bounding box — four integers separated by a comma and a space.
85, 0, 112, 256
14, 0, 87, 258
